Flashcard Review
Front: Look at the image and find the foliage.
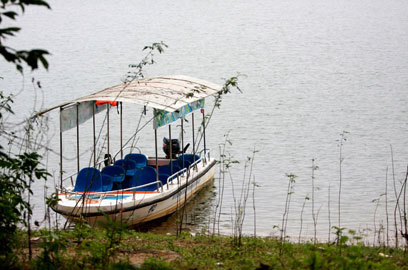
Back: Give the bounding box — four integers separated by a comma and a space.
0, 0, 50, 73
337, 130, 349, 240
213, 133, 259, 246
97, 213, 129, 267
5, 227, 408, 269
125, 41, 168, 82
33, 230, 67, 269
214, 75, 243, 108
332, 226, 349, 246
0, 0, 51, 266
0, 91, 13, 118
138, 257, 172, 270
193, 75, 243, 159
0, 93, 50, 263
280, 173, 296, 244
0, 150, 50, 263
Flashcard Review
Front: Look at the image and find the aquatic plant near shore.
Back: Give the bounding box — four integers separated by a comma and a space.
212, 132, 232, 236
311, 158, 319, 244
211, 132, 258, 247
280, 173, 296, 247
395, 165, 408, 250
372, 193, 385, 246
336, 130, 349, 245
328, 184, 332, 243
298, 194, 309, 243
385, 166, 390, 246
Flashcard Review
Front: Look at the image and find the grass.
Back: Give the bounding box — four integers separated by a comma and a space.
6, 227, 408, 270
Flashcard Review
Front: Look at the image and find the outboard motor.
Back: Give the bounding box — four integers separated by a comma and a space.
104, 153, 113, 166
163, 138, 180, 159
163, 137, 190, 159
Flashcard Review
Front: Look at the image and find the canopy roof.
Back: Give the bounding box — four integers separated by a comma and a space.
72, 75, 222, 112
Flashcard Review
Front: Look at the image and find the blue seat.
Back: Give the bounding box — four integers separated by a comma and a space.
101, 174, 113, 192
121, 172, 138, 189
114, 159, 137, 176
158, 161, 180, 177
178, 154, 200, 169
158, 173, 170, 185
73, 167, 103, 192
102, 165, 126, 183
102, 165, 125, 190
125, 153, 147, 168
128, 166, 159, 191
168, 160, 180, 171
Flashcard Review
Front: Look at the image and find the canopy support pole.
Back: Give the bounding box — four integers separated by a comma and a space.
76, 104, 80, 173
92, 103, 96, 167
181, 118, 185, 169
168, 124, 172, 189
180, 116, 188, 234
120, 102, 123, 159
154, 127, 160, 192
192, 113, 196, 163
59, 107, 63, 190
202, 109, 207, 163
107, 104, 110, 158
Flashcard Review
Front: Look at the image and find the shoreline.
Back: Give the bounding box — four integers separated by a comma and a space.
7, 227, 408, 269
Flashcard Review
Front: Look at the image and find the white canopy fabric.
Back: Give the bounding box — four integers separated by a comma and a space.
73, 75, 222, 112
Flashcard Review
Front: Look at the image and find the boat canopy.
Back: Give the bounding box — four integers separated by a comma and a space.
73, 75, 222, 112
36, 75, 223, 132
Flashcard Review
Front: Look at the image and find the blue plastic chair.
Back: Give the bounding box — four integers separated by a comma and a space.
129, 166, 158, 191
178, 154, 200, 169
101, 174, 113, 192
169, 160, 180, 171
102, 165, 126, 183
102, 165, 125, 190
158, 173, 170, 185
125, 153, 147, 168
121, 168, 139, 189
114, 159, 137, 176
158, 161, 180, 177
73, 167, 103, 192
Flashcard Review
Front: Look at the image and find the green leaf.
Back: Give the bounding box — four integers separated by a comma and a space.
2, 11, 18, 20
340, 235, 349, 244
20, 49, 50, 70
30, 0, 51, 9
38, 53, 49, 69
16, 64, 22, 73
0, 27, 21, 37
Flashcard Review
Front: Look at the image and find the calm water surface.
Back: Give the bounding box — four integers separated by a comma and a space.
1, 0, 408, 241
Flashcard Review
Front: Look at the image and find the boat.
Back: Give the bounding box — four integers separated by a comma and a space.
43, 75, 222, 227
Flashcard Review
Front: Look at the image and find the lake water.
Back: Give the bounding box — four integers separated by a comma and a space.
1, 0, 408, 243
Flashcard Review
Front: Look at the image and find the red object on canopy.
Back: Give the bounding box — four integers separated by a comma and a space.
96, 100, 118, 106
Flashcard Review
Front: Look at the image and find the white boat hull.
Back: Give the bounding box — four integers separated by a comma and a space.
53, 158, 216, 227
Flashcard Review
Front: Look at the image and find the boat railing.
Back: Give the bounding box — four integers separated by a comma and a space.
189, 154, 206, 171
62, 171, 80, 187
61, 156, 113, 187
61, 150, 211, 193
112, 146, 142, 161
186, 153, 205, 178
60, 180, 164, 201
198, 149, 211, 165
163, 151, 211, 189
62, 148, 144, 185
163, 167, 187, 190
